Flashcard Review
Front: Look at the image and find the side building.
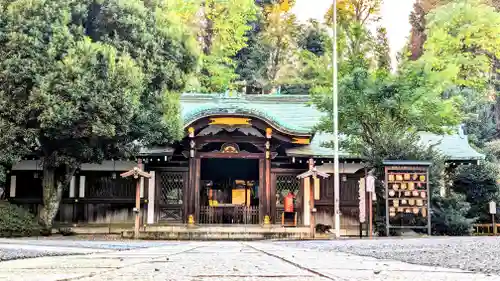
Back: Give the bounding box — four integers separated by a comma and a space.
5, 93, 484, 234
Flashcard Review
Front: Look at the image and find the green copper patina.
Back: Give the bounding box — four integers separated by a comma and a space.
181, 93, 319, 136
178, 93, 484, 161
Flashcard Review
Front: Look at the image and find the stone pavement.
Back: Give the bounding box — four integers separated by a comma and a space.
0, 241, 497, 281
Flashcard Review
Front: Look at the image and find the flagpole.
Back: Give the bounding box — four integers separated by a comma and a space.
332, 0, 341, 238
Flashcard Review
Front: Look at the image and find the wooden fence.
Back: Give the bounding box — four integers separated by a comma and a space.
199, 205, 259, 224
473, 223, 500, 236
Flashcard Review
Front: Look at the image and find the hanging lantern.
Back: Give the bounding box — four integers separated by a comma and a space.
188, 127, 195, 138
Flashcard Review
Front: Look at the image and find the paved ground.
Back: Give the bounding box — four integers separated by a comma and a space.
0, 238, 498, 281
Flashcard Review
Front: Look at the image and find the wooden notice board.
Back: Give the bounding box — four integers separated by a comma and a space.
383, 160, 432, 236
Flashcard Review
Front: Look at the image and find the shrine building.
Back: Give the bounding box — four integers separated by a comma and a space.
5, 93, 484, 235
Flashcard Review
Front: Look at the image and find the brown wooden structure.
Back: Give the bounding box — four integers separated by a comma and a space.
4, 93, 484, 235
384, 160, 432, 236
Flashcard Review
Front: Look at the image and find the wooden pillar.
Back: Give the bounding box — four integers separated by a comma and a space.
187, 128, 196, 223
9, 175, 16, 197
303, 177, 311, 225
310, 176, 316, 237
259, 158, 265, 223
147, 171, 156, 224
78, 175, 86, 198
264, 128, 272, 223
69, 176, 76, 198
187, 157, 195, 222
265, 158, 271, 219
194, 158, 201, 222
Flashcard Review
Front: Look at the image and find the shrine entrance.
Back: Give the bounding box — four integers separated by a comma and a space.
198, 158, 260, 224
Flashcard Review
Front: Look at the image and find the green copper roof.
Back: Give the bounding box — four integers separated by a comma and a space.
179, 93, 484, 161
285, 131, 485, 161
180, 93, 320, 135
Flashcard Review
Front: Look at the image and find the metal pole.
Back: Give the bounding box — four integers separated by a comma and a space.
333, 0, 340, 238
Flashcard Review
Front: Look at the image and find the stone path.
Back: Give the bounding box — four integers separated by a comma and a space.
0, 241, 497, 281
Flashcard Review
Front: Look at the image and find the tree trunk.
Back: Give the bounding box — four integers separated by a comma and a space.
39, 168, 63, 232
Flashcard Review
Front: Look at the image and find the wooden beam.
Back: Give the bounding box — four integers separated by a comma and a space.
196, 135, 265, 144
197, 152, 265, 159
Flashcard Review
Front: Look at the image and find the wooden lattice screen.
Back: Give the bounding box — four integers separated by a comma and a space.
275, 175, 300, 204
157, 171, 184, 222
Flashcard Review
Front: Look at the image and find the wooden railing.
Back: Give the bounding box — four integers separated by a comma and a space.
473, 223, 500, 236
199, 205, 259, 224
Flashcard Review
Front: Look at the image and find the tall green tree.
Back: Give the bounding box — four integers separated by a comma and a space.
0, 0, 198, 230
190, 0, 258, 92
418, 0, 500, 136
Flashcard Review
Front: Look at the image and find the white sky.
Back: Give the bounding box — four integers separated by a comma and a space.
292, 0, 416, 68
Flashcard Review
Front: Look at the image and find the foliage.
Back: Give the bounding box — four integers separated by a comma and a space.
421, 0, 500, 90
452, 162, 500, 222
190, 0, 258, 92
0, 203, 41, 237
297, 20, 329, 57
311, 0, 473, 236
325, 0, 382, 26
432, 191, 474, 235
0, 0, 198, 230
484, 140, 500, 161
373, 27, 391, 72
312, 66, 462, 148
354, 126, 472, 236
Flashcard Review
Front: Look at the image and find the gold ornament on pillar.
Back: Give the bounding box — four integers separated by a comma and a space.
265, 141, 270, 159
266, 128, 272, 139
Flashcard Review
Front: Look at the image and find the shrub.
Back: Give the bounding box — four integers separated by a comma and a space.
452, 162, 500, 223
0, 203, 41, 237
432, 191, 475, 235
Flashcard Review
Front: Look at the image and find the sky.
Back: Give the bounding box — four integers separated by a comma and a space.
292, 0, 416, 68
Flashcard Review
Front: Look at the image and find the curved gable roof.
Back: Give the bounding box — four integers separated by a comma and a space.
181, 93, 321, 135
180, 93, 484, 161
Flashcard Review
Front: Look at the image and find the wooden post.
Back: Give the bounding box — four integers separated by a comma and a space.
369, 192, 373, 239
493, 214, 497, 236
120, 159, 151, 240
310, 175, 316, 238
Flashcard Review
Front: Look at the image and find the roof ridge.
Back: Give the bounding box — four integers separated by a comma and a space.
180, 93, 311, 103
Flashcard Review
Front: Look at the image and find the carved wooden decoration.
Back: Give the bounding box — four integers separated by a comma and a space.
221, 143, 240, 153
209, 117, 251, 126
292, 138, 311, 144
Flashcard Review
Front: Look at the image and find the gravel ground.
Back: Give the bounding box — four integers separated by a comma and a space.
0, 249, 80, 262
275, 236, 500, 275
0, 237, 173, 262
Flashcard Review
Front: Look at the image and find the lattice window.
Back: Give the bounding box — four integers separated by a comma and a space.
275, 175, 300, 205
159, 172, 183, 205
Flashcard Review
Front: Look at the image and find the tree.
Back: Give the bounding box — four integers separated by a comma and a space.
407, 0, 449, 60
325, 0, 382, 27
234, 0, 304, 94
374, 27, 391, 72
0, 0, 198, 230
453, 162, 500, 223
192, 0, 258, 92
260, 3, 301, 90
310, 0, 471, 236
419, 0, 500, 135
